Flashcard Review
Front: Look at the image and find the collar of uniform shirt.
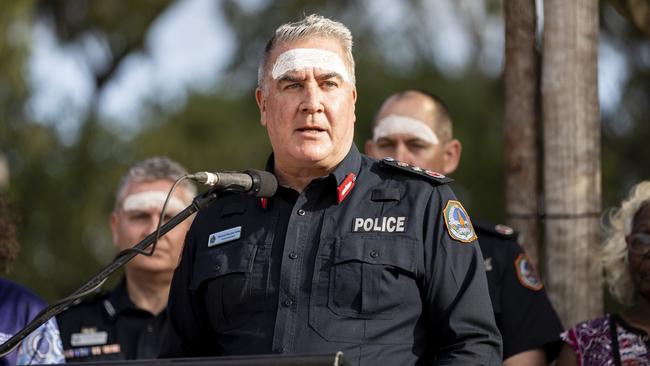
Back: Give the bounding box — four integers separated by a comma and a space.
103, 279, 141, 319
264, 144, 362, 190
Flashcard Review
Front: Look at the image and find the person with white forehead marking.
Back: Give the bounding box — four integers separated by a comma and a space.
165, 14, 501, 365
57, 156, 196, 362
366, 89, 564, 366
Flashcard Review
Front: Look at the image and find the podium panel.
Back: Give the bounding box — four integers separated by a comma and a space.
64, 352, 349, 366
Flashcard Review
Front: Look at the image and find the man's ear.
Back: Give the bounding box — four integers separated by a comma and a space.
109, 212, 119, 249
442, 139, 462, 175
351, 87, 357, 124
255, 88, 267, 127
364, 139, 375, 156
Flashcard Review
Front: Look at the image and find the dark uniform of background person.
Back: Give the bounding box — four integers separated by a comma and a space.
164, 14, 502, 365
365, 89, 564, 365
57, 156, 196, 362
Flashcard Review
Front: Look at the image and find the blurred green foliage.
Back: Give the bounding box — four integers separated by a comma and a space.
0, 0, 646, 306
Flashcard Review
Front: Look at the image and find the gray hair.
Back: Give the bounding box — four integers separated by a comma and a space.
114, 156, 196, 211
257, 14, 356, 92
602, 180, 650, 305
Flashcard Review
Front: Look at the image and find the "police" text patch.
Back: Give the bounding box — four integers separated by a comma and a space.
352, 216, 406, 233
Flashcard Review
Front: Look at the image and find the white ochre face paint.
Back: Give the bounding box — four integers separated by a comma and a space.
373, 115, 440, 145
271, 48, 350, 82
122, 191, 186, 214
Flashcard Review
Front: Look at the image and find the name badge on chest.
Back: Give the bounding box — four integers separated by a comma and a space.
70, 331, 108, 347
208, 226, 242, 247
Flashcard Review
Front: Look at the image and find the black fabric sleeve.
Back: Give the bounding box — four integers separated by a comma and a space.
422, 185, 502, 365
161, 219, 218, 358
498, 241, 564, 360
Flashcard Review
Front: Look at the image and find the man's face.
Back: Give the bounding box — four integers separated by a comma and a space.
256, 37, 357, 172
111, 179, 191, 276
366, 95, 447, 173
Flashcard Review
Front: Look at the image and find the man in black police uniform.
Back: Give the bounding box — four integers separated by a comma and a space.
165, 14, 501, 365
366, 89, 563, 365
58, 156, 196, 361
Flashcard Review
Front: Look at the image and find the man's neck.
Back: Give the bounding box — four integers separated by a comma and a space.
124, 270, 172, 316
274, 162, 334, 193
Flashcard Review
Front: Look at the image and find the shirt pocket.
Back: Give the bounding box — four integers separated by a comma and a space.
328, 235, 418, 319
190, 241, 257, 332
309, 235, 419, 343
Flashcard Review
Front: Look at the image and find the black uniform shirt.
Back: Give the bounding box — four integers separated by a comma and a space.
475, 221, 563, 361
166, 145, 502, 365
58, 280, 177, 362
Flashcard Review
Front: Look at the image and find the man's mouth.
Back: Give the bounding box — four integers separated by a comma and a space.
296, 127, 326, 134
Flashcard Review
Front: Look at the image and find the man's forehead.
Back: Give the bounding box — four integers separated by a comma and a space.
372, 114, 439, 145
270, 47, 350, 82
278, 69, 343, 81
121, 190, 188, 214
378, 133, 430, 143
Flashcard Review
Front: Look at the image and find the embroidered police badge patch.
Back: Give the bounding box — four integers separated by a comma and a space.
514, 253, 544, 291
443, 200, 477, 243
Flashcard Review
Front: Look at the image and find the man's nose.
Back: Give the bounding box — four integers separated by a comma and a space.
300, 82, 324, 114
145, 215, 161, 235
394, 144, 413, 164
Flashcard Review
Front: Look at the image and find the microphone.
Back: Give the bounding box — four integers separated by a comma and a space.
187, 169, 278, 197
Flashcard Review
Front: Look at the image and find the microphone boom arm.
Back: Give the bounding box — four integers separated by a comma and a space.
0, 188, 221, 357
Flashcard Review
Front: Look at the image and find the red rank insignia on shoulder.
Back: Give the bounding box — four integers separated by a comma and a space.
337, 173, 356, 204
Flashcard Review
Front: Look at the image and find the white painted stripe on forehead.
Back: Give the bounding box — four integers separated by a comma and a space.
271, 48, 350, 82
373, 115, 440, 145
122, 191, 187, 213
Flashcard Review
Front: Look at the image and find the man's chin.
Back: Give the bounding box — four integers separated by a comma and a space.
290, 147, 332, 165
128, 259, 175, 275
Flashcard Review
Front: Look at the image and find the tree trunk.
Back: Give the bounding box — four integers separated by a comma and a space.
503, 0, 540, 266
542, 0, 602, 328
0, 153, 8, 191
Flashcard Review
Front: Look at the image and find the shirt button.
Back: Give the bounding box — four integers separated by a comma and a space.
297, 209, 306, 216
146, 325, 154, 333
215, 264, 221, 271
370, 250, 379, 258
283, 299, 293, 307
288, 252, 298, 259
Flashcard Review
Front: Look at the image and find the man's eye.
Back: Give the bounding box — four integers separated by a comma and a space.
322, 80, 338, 88
377, 142, 395, 150
128, 213, 149, 221
408, 142, 429, 150
284, 83, 300, 90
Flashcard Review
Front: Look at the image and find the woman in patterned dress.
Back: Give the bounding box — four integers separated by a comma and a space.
557, 181, 650, 366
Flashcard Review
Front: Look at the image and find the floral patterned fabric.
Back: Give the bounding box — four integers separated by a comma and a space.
561, 314, 649, 366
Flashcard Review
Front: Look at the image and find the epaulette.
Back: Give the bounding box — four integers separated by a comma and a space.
379, 157, 453, 185
473, 219, 518, 240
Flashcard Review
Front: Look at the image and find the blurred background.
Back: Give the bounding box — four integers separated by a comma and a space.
0, 0, 647, 304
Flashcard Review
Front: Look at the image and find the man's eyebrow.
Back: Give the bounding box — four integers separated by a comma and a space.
406, 137, 430, 144
376, 137, 396, 143
316, 72, 343, 81
277, 74, 303, 83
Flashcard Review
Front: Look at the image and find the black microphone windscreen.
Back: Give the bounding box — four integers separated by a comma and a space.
246, 169, 278, 197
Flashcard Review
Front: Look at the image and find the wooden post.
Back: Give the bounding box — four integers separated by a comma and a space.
503, 0, 540, 265
0, 153, 8, 191
542, 0, 602, 327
